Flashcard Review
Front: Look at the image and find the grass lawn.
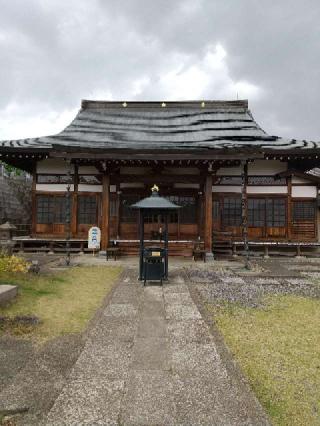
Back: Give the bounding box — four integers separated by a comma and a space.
0, 265, 121, 343
210, 295, 320, 426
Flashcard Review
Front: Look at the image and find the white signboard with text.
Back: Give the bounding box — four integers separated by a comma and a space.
88, 226, 101, 250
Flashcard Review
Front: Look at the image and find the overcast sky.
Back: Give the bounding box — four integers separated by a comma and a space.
0, 0, 319, 141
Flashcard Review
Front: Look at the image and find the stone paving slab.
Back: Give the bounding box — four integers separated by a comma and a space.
88, 317, 138, 343
140, 299, 165, 317
46, 270, 270, 425
120, 370, 176, 426
163, 283, 189, 294
137, 316, 167, 338
165, 303, 202, 320
164, 292, 194, 305
170, 341, 226, 377
143, 286, 163, 302
132, 337, 169, 371
47, 378, 124, 426
69, 341, 133, 380
104, 303, 138, 318
167, 319, 213, 343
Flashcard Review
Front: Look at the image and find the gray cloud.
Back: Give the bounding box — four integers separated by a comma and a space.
0, 0, 319, 140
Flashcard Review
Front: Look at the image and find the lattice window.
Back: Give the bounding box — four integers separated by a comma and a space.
267, 199, 286, 227
78, 175, 102, 184
37, 175, 74, 184
292, 201, 316, 221
247, 197, 286, 227
248, 176, 286, 185
222, 197, 242, 226
37, 196, 54, 224
248, 199, 266, 227
216, 176, 242, 185
36, 195, 71, 224
213, 200, 220, 220
215, 176, 286, 186
55, 196, 69, 224
78, 195, 97, 224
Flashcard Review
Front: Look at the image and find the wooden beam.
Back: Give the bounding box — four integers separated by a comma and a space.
101, 174, 110, 250
204, 173, 213, 256
111, 174, 203, 184
51, 151, 264, 161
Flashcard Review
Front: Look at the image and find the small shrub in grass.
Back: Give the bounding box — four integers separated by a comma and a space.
0, 314, 40, 335
0, 253, 29, 273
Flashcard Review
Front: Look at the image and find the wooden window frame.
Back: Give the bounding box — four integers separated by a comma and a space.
36, 194, 71, 225
77, 194, 99, 225
221, 196, 242, 227
292, 199, 316, 222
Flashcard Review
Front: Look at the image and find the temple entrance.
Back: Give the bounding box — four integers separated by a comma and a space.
118, 191, 200, 241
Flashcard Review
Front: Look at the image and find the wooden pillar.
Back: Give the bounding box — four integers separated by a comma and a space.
164, 213, 168, 279
287, 176, 292, 240
31, 164, 37, 236
139, 211, 144, 280
71, 164, 78, 237
101, 174, 110, 250
116, 184, 121, 239
241, 160, 249, 268
204, 173, 213, 258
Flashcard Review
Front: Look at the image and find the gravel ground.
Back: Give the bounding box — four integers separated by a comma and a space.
186, 259, 320, 308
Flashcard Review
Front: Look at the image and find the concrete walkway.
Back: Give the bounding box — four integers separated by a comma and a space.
46, 268, 269, 425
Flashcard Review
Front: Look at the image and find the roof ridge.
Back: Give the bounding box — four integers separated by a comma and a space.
81, 99, 249, 110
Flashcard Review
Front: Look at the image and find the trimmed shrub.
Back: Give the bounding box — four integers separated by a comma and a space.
0, 253, 29, 273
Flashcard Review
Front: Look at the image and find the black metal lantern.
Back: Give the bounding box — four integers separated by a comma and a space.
131, 185, 180, 284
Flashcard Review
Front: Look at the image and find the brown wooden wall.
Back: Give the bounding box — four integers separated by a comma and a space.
33, 190, 318, 244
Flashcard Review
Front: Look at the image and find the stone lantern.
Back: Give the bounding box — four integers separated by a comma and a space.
0, 222, 17, 255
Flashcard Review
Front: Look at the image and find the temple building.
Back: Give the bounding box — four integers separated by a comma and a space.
1, 99, 320, 257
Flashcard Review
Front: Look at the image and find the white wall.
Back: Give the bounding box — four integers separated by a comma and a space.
120, 183, 145, 188
212, 185, 288, 194
247, 186, 287, 194
36, 184, 75, 192
216, 160, 287, 177
212, 185, 242, 193
248, 160, 287, 175
37, 159, 74, 174
292, 186, 317, 198
78, 184, 102, 192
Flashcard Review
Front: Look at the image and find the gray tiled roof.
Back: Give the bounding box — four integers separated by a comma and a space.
0, 100, 319, 153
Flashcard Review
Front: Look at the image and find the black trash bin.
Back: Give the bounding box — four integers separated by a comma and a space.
143, 247, 166, 285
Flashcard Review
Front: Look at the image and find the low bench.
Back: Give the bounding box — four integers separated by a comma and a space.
106, 247, 120, 261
